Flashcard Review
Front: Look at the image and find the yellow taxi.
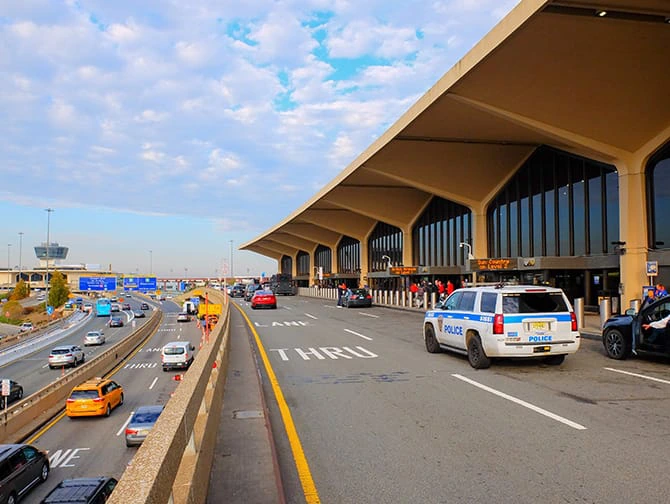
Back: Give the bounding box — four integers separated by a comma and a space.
66, 378, 124, 418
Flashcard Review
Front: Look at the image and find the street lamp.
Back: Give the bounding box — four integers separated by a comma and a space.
459, 242, 475, 286
45, 208, 54, 307
229, 240, 234, 281
149, 250, 153, 275
7, 244, 11, 274
18, 232, 23, 279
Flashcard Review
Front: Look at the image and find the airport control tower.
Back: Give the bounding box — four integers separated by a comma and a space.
34, 242, 69, 267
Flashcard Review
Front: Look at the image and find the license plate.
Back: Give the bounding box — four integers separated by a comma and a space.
530, 322, 548, 331
139, 429, 149, 436
533, 345, 551, 353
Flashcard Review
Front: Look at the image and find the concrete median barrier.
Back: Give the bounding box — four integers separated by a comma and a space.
109, 288, 230, 504
0, 310, 162, 443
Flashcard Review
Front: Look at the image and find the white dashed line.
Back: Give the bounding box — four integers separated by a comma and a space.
305, 313, 318, 320
604, 367, 670, 385
452, 374, 586, 430
149, 377, 158, 390
344, 329, 373, 341
117, 412, 134, 436
358, 312, 379, 318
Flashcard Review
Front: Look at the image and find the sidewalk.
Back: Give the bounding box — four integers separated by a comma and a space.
207, 308, 284, 504
581, 312, 604, 340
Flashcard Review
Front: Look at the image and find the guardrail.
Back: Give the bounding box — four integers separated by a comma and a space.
109, 288, 230, 504
0, 310, 162, 443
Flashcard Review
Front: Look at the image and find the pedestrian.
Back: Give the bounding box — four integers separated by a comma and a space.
654, 283, 668, 298
642, 311, 670, 344
446, 280, 454, 296
437, 280, 445, 296
641, 288, 655, 310
337, 281, 347, 307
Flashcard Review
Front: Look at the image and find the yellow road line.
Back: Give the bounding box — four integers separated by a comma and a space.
25, 313, 164, 444
232, 303, 321, 504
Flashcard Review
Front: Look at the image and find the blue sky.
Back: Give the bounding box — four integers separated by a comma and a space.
0, 0, 519, 278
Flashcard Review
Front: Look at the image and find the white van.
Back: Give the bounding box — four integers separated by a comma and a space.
161, 341, 195, 372
423, 285, 580, 369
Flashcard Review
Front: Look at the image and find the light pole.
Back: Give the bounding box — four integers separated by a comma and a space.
45, 208, 54, 307
149, 250, 153, 275
7, 244, 11, 274
229, 240, 234, 282
459, 242, 475, 286
18, 232, 23, 280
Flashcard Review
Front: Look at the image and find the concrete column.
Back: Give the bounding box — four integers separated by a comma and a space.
292, 253, 298, 279
330, 245, 338, 278
359, 240, 369, 288
617, 168, 648, 307
308, 249, 316, 287
402, 228, 413, 267
471, 209, 488, 260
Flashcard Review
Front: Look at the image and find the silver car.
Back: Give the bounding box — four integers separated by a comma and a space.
125, 405, 164, 447
48, 345, 85, 369
84, 331, 105, 346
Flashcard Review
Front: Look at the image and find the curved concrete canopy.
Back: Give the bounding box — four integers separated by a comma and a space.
241, 0, 670, 262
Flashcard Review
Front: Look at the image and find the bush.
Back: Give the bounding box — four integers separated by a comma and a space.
48, 271, 70, 308
10, 280, 30, 301
1, 300, 24, 322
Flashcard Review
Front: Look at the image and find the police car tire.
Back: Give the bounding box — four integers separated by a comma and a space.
467, 335, 491, 369
543, 354, 565, 366
424, 325, 442, 353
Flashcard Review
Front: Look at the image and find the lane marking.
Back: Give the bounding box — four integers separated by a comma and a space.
344, 329, 373, 341
358, 312, 379, 318
149, 377, 158, 390
117, 412, 134, 436
452, 374, 587, 431
284, 306, 292, 310
605, 367, 670, 385
304, 313, 318, 320
232, 303, 321, 504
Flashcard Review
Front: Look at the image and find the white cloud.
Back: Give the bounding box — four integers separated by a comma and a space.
134, 109, 170, 123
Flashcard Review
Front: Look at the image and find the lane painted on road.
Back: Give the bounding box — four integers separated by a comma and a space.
304, 313, 318, 320
604, 367, 670, 385
452, 374, 587, 431
344, 328, 373, 341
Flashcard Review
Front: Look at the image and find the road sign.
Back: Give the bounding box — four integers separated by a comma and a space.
47, 305, 54, 315
123, 276, 157, 292
79, 276, 117, 291
646, 261, 659, 276
1, 379, 9, 397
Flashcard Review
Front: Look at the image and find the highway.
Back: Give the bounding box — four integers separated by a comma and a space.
227, 296, 670, 504
0, 296, 155, 403
16, 298, 203, 502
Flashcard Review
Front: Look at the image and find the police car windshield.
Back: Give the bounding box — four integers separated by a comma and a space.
502, 293, 568, 313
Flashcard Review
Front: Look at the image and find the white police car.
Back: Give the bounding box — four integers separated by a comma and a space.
423, 285, 580, 369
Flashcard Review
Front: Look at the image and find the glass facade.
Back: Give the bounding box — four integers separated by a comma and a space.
488, 146, 618, 258
314, 245, 332, 274
280, 255, 292, 275
412, 196, 471, 267
296, 251, 310, 276
337, 236, 360, 274
368, 222, 403, 272
647, 141, 670, 250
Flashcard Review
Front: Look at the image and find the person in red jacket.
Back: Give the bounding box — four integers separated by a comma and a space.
446, 280, 454, 295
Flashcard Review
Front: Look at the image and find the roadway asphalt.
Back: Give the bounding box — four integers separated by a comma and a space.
21, 298, 204, 503
226, 295, 670, 504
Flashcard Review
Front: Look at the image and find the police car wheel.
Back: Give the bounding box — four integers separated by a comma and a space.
604, 329, 630, 360
467, 335, 491, 369
424, 325, 442, 353
543, 354, 565, 366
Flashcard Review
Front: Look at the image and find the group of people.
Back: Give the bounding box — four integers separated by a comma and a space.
641, 282, 668, 309
409, 279, 463, 308
640, 282, 669, 345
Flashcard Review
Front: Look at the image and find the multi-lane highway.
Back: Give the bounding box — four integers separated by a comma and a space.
22, 298, 204, 502
228, 296, 670, 504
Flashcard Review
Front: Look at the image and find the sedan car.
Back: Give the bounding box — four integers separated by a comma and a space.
231, 284, 246, 298
109, 317, 124, 328
251, 290, 277, 310
125, 405, 164, 447
48, 345, 85, 369
83, 302, 93, 313
177, 313, 191, 322
110, 304, 120, 312
19, 322, 34, 332
603, 295, 670, 360
342, 288, 373, 308
84, 330, 105, 346
122, 303, 131, 310
133, 310, 145, 318
0, 379, 24, 403
244, 284, 261, 301
141, 302, 150, 310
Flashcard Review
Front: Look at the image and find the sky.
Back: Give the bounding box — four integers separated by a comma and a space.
0, 0, 520, 278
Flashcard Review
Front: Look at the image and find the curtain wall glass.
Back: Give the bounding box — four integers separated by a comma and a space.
314, 245, 332, 274
280, 255, 292, 275
296, 251, 310, 276
337, 236, 361, 274
647, 142, 670, 249
368, 222, 403, 272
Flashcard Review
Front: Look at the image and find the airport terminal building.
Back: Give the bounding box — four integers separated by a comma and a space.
242, 0, 670, 311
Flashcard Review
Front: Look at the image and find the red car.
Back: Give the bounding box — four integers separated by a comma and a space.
251, 290, 277, 310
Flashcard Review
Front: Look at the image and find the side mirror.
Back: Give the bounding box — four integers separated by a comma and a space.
625, 308, 637, 316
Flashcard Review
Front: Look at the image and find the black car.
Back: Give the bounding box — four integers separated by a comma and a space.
231, 285, 245, 298
602, 296, 670, 359
0, 380, 23, 405
342, 288, 372, 308
109, 317, 124, 328
140, 303, 149, 310
0, 443, 50, 504
41, 477, 117, 503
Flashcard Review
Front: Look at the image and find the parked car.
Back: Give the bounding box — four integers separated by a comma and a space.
84, 331, 105, 346
0, 379, 23, 404
602, 295, 670, 360
251, 290, 277, 310
342, 288, 373, 308
48, 345, 85, 369
109, 317, 124, 328
41, 477, 117, 503
0, 443, 49, 503
66, 378, 123, 418
124, 405, 164, 447
18, 322, 33, 332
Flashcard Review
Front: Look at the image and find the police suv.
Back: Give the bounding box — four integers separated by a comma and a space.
423, 285, 580, 369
